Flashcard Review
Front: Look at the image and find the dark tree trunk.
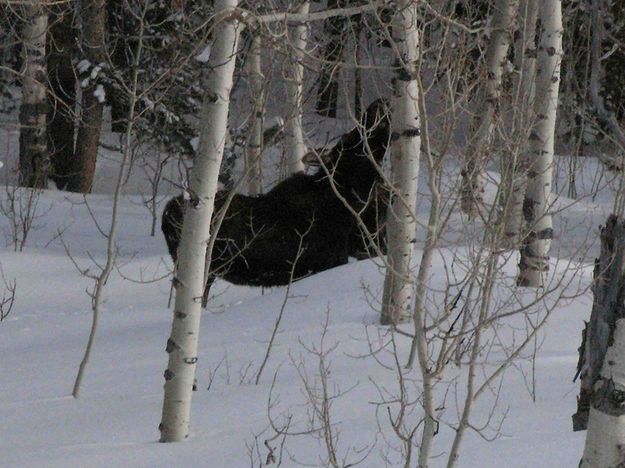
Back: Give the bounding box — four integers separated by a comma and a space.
107, 0, 129, 134
315, 0, 348, 118
69, 0, 106, 193
47, 3, 77, 190
19, 2, 49, 189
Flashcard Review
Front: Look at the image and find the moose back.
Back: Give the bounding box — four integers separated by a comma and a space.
162, 99, 390, 299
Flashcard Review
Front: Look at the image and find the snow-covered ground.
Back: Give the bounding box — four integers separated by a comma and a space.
0, 148, 614, 467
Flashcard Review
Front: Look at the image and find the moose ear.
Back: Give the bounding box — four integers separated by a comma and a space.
302, 148, 330, 167
302, 151, 318, 167
362, 98, 391, 130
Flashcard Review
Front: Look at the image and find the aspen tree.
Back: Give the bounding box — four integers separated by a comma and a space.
517, 0, 562, 287
580, 320, 625, 467
245, 34, 264, 195
284, 1, 309, 175
460, 0, 517, 219
159, 0, 241, 442
578, 216, 625, 466
502, 0, 538, 244
381, 0, 421, 326
18, 0, 48, 188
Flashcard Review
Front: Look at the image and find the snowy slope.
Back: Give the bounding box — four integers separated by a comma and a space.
0, 165, 599, 467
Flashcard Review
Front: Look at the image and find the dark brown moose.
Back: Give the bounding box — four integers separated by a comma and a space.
162, 99, 390, 304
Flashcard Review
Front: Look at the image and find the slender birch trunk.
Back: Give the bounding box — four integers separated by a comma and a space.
69, 0, 106, 193
580, 319, 625, 466
517, 0, 562, 287
245, 34, 264, 195
73, 0, 147, 398
380, 1, 421, 326
72, 61, 138, 400
405, 72, 439, 467
159, 0, 241, 442
460, 0, 517, 219
502, 0, 538, 244
284, 1, 309, 175
18, 1, 49, 189
446, 253, 498, 468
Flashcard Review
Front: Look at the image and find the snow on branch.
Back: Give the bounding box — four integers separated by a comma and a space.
225, 1, 389, 27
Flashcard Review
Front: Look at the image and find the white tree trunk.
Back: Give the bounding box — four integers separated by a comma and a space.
380, 1, 421, 326
460, 0, 518, 219
580, 319, 625, 467
18, 1, 48, 188
517, 0, 562, 287
245, 34, 264, 195
503, 0, 538, 244
284, 1, 309, 175
159, 0, 241, 442
573, 215, 625, 431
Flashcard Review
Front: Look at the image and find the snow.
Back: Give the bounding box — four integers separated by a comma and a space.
0, 66, 615, 465
76, 59, 91, 75
90, 65, 102, 81
2, 6, 617, 460
94, 85, 106, 104
0, 151, 605, 466
195, 44, 212, 63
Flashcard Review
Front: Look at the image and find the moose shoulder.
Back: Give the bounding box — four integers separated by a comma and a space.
162, 99, 390, 298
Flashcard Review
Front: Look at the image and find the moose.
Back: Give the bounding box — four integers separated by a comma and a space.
162, 99, 391, 302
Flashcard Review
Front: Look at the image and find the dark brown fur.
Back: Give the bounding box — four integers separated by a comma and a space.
162, 99, 390, 293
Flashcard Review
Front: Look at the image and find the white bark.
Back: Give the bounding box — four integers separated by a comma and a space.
381, 1, 421, 326
574, 215, 625, 431
460, 0, 518, 219
580, 319, 625, 467
517, 0, 562, 287
503, 0, 538, 244
245, 34, 264, 195
159, 0, 241, 442
284, 1, 309, 175
404, 66, 439, 467
18, 1, 48, 188
251, 1, 384, 26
